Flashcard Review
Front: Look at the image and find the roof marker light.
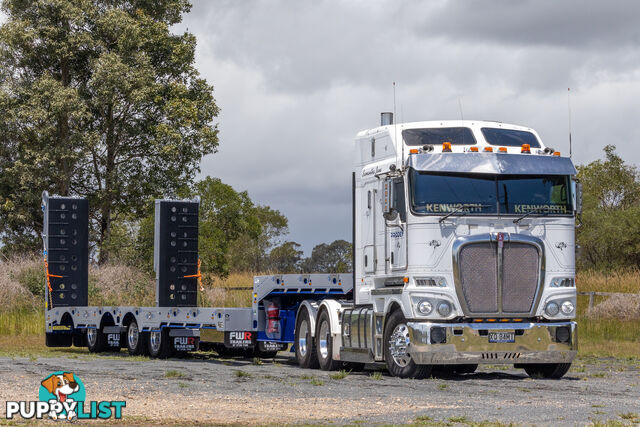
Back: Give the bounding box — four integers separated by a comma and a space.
483, 147, 493, 152
409, 148, 419, 154
553, 151, 561, 156
521, 144, 531, 153
469, 146, 479, 152
442, 142, 452, 152
498, 147, 507, 153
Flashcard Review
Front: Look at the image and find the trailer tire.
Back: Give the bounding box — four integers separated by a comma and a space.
384, 310, 432, 379
87, 328, 106, 353
126, 320, 148, 356
295, 307, 319, 369
524, 363, 571, 379
315, 309, 341, 371
148, 328, 172, 359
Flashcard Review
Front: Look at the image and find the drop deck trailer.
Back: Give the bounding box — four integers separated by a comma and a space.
44, 116, 579, 379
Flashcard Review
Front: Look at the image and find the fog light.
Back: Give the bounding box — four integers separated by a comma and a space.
561, 301, 574, 315
417, 300, 433, 315
545, 302, 559, 316
430, 326, 446, 344
555, 326, 570, 343
437, 301, 452, 317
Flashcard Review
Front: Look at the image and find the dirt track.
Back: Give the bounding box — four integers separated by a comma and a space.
1, 351, 639, 425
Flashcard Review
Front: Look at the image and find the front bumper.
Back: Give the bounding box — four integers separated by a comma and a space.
407, 321, 577, 365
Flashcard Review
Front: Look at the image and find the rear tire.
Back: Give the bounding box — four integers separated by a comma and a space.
295, 307, 319, 369
524, 363, 571, 379
87, 328, 106, 353
148, 328, 172, 359
315, 309, 341, 371
126, 320, 148, 356
384, 310, 432, 379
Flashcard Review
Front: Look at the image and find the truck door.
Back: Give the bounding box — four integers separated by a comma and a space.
363, 186, 376, 274
385, 178, 407, 271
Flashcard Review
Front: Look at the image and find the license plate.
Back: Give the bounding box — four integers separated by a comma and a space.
488, 331, 515, 343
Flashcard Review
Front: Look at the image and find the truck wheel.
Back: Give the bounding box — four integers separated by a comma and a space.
295, 307, 319, 369
384, 310, 432, 379
87, 328, 106, 353
524, 363, 571, 379
315, 309, 341, 371
148, 328, 172, 359
453, 364, 478, 374
126, 320, 148, 356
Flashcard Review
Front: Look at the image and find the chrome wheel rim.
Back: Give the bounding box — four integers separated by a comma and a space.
87, 328, 97, 346
389, 323, 411, 368
149, 331, 161, 353
127, 323, 139, 349
318, 320, 330, 359
298, 319, 308, 357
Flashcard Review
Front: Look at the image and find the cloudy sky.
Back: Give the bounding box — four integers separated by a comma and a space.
4, 1, 639, 254
173, 0, 640, 253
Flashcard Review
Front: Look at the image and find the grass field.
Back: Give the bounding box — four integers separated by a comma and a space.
1, 258, 638, 358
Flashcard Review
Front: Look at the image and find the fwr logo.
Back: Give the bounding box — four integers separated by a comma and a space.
5, 371, 125, 421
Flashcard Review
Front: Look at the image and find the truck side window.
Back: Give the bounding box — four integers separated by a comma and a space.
393, 178, 406, 222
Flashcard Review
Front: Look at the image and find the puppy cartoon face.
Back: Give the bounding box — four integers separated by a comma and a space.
41, 373, 79, 402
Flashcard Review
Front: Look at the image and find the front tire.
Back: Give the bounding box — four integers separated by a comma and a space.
295, 307, 319, 369
148, 328, 172, 359
87, 328, 106, 353
126, 320, 148, 356
524, 363, 571, 379
384, 310, 432, 379
315, 309, 341, 371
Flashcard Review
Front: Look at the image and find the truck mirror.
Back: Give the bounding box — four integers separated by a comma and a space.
576, 181, 582, 215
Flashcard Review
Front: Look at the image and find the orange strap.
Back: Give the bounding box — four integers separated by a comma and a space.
44, 256, 61, 308
184, 258, 203, 291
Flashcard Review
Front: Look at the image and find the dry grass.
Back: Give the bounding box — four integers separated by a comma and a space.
577, 269, 640, 294
0, 256, 42, 312
200, 272, 253, 308
586, 294, 640, 320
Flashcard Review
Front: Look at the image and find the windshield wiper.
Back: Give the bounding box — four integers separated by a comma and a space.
439, 204, 492, 223
513, 206, 551, 224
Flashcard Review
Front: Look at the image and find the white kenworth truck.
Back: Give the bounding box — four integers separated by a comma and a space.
43, 114, 579, 379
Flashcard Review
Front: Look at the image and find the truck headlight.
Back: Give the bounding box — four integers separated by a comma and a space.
550, 277, 575, 288
417, 300, 433, 315
545, 301, 559, 316
561, 300, 574, 315
437, 301, 452, 317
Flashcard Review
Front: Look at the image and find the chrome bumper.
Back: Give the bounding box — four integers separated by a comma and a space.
407, 321, 577, 365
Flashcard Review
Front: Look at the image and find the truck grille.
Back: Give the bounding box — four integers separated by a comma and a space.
456, 235, 542, 316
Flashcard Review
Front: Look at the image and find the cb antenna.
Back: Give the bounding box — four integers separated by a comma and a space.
567, 87, 572, 159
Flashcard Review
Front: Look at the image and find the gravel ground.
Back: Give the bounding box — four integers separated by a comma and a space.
1, 352, 639, 425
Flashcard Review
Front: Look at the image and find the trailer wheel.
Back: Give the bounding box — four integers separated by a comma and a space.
126, 320, 148, 356
295, 307, 319, 369
384, 310, 432, 379
87, 328, 106, 353
315, 309, 341, 371
524, 363, 571, 379
148, 328, 172, 359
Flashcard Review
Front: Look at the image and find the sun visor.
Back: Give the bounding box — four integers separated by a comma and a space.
407, 153, 577, 175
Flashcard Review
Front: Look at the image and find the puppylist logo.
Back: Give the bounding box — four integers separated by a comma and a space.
5, 371, 125, 421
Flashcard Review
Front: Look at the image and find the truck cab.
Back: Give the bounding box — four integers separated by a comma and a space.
322, 116, 579, 378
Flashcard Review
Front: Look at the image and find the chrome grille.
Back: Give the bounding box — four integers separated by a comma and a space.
459, 243, 498, 313
502, 242, 539, 313
454, 234, 543, 316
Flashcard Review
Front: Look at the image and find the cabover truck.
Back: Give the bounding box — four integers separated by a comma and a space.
43, 114, 580, 379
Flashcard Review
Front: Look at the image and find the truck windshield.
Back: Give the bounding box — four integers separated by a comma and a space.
481, 128, 541, 148
410, 169, 571, 216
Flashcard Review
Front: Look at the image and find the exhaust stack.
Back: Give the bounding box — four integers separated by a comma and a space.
381, 112, 393, 126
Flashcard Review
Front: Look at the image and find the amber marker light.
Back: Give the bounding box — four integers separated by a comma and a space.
442, 142, 452, 152
403, 277, 409, 283
553, 152, 561, 156
469, 146, 479, 152
498, 147, 507, 153
483, 147, 493, 152
521, 143, 531, 153
409, 148, 419, 154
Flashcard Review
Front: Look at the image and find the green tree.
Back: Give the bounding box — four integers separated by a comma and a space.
268, 241, 303, 273
227, 205, 288, 272
0, 0, 218, 262
577, 145, 640, 269
301, 240, 352, 273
